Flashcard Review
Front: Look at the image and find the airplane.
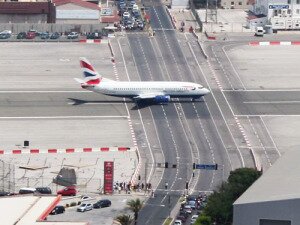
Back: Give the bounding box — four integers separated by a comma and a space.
74, 57, 210, 104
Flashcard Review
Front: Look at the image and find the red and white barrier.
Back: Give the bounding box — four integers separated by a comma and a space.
249, 41, 300, 46
0, 147, 134, 155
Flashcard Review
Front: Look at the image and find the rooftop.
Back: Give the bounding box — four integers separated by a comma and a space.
234, 149, 300, 205
0, 195, 87, 225
53, 0, 100, 10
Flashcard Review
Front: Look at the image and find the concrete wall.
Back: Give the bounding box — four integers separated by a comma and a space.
0, 14, 47, 23
0, 23, 106, 33
233, 198, 300, 225
221, 0, 251, 9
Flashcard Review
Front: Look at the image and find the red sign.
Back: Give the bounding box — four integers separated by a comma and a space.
104, 161, 114, 194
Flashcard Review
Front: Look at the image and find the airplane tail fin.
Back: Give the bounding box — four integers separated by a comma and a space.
79, 57, 102, 85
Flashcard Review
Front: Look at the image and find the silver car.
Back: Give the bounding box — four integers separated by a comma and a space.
77, 203, 93, 212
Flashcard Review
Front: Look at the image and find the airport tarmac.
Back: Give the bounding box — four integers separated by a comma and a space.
0, 42, 136, 193
224, 43, 300, 155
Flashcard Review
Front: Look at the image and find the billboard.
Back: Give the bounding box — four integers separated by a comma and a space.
104, 161, 114, 194
269, 5, 289, 9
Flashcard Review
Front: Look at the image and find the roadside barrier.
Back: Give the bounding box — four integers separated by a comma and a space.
249, 41, 300, 46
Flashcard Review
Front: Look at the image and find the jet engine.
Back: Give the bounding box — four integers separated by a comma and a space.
154, 95, 170, 103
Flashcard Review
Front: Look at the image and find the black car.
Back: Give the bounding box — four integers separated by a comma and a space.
36, 187, 52, 194
0, 191, 10, 197
93, 199, 111, 208
40, 32, 50, 39
50, 205, 65, 215
50, 32, 60, 39
0, 33, 11, 39
87, 32, 102, 39
17, 32, 26, 39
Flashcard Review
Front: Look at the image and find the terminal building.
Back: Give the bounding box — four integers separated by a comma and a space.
233, 149, 300, 225
251, 0, 300, 29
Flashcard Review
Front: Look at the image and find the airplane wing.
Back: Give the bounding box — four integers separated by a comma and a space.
133, 93, 165, 100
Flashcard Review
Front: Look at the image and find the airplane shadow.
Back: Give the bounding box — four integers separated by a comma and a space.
68, 98, 205, 110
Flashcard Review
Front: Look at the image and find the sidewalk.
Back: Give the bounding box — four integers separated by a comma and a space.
169, 9, 199, 32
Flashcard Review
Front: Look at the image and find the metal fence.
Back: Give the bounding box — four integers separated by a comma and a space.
0, 23, 107, 34
0, 159, 15, 193
189, 0, 203, 32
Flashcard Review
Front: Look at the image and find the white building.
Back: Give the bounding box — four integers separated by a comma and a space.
253, 0, 300, 29
233, 149, 300, 225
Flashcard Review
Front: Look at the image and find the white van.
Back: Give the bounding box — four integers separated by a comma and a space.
255, 26, 264, 36
19, 187, 36, 194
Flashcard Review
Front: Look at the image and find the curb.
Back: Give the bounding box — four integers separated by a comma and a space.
0, 147, 135, 155
249, 41, 300, 46
79, 39, 109, 44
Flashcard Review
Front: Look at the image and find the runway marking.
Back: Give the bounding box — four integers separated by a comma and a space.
67, 102, 124, 105
244, 101, 300, 104
0, 116, 128, 119
235, 114, 300, 117
222, 89, 300, 92
0, 91, 89, 93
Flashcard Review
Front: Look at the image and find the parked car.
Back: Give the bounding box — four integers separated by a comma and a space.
17, 32, 26, 39
176, 215, 187, 223
87, 32, 102, 39
26, 31, 36, 39
50, 32, 60, 39
57, 186, 76, 196
50, 205, 65, 215
174, 220, 182, 225
123, 11, 130, 19
0, 33, 11, 39
255, 26, 264, 36
40, 32, 50, 39
190, 214, 199, 224
81, 195, 93, 201
36, 187, 52, 194
67, 32, 79, 39
0, 191, 10, 196
77, 203, 93, 212
93, 199, 111, 208
19, 187, 36, 194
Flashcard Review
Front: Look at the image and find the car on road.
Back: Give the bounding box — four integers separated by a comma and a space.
188, 200, 196, 209
176, 215, 187, 223
57, 186, 76, 196
174, 220, 182, 225
67, 32, 79, 39
17, 32, 26, 39
87, 32, 102, 39
93, 199, 111, 208
190, 214, 199, 224
81, 195, 93, 201
123, 11, 130, 19
77, 203, 93, 212
183, 205, 192, 214
50, 32, 60, 39
50, 205, 65, 215
36, 187, 52, 194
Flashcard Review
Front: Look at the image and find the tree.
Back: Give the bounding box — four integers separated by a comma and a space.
115, 214, 133, 225
194, 213, 212, 225
127, 198, 143, 225
203, 168, 262, 225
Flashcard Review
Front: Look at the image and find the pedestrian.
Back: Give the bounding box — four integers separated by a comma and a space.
118, 186, 121, 194
141, 183, 145, 190
165, 182, 168, 190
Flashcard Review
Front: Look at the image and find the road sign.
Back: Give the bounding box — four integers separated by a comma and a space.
195, 164, 218, 170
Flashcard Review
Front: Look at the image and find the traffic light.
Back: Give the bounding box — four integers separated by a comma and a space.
165, 162, 169, 168
193, 163, 196, 170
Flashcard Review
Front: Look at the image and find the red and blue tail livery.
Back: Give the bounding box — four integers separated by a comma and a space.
79, 57, 101, 85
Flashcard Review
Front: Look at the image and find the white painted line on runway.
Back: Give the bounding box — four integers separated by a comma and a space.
222, 89, 300, 92
244, 101, 300, 104
0, 116, 128, 119
67, 102, 124, 105
235, 114, 300, 117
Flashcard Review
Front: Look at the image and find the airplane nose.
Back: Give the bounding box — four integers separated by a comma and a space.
203, 88, 210, 95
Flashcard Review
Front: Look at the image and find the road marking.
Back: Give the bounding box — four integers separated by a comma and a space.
222, 89, 300, 92
67, 102, 124, 105
235, 114, 300, 117
244, 101, 300, 104
0, 116, 128, 119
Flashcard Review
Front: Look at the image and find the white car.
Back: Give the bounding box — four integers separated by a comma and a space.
77, 203, 93, 212
67, 32, 79, 39
81, 195, 92, 201
123, 11, 130, 19
0, 30, 12, 34
132, 4, 138, 10
190, 214, 199, 224
174, 220, 182, 225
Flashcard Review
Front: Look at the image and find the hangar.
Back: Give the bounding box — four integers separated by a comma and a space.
53, 0, 101, 24
233, 149, 300, 225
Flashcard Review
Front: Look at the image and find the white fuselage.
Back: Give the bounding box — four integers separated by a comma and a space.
82, 81, 210, 98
